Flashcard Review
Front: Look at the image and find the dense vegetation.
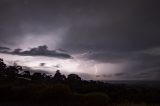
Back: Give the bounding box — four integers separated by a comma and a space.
0, 58, 160, 106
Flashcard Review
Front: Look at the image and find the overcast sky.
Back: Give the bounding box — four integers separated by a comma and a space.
0, 0, 160, 80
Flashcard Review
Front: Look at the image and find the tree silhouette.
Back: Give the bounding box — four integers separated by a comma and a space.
22, 71, 31, 78
32, 72, 43, 80
5, 62, 22, 79
5, 66, 19, 78
0, 58, 6, 75
13, 62, 22, 71
67, 74, 81, 82
53, 70, 66, 82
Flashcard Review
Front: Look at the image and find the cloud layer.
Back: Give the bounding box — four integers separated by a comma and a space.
0, 0, 160, 80
0, 45, 72, 59
0, 46, 10, 51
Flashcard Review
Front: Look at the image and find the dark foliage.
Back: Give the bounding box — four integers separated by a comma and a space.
67, 73, 81, 82
53, 70, 66, 82
0, 58, 160, 106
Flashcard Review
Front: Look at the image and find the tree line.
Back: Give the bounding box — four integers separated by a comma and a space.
0, 58, 160, 106
0, 58, 82, 82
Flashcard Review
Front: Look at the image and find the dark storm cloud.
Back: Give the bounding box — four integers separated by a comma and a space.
55, 0, 160, 77
1, 45, 72, 59
0, 46, 10, 51
119, 53, 160, 80
0, 0, 69, 46
84, 51, 129, 63
0, 0, 160, 52
89, 51, 160, 80
0, 0, 160, 80
60, 0, 160, 52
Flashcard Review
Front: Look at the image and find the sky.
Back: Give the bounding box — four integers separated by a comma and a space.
0, 0, 160, 80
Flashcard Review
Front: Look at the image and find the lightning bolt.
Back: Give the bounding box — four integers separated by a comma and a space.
94, 65, 98, 75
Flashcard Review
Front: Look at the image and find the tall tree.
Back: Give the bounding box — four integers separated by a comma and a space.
53, 70, 66, 82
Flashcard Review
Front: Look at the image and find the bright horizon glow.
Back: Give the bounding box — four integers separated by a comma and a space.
0, 52, 127, 80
